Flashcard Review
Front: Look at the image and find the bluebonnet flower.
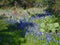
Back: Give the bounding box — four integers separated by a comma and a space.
28, 22, 34, 27
23, 22, 34, 27
19, 20, 24, 23
29, 15, 35, 20
16, 20, 34, 30
46, 33, 52, 43
46, 36, 51, 43
39, 32, 43, 35
20, 22, 28, 30
57, 33, 60, 37
46, 33, 50, 37
15, 22, 25, 30
21, 24, 26, 29
20, 18, 25, 22
37, 14, 43, 18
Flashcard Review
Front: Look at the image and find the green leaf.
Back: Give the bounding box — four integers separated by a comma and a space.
54, 23, 59, 27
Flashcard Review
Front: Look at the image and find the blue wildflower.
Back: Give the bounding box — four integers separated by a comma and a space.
37, 14, 43, 18
40, 32, 43, 35
28, 22, 34, 27
57, 33, 60, 37
46, 33, 52, 43
20, 18, 25, 22
21, 22, 28, 30
15, 22, 25, 30
46, 33, 50, 37
30, 15, 35, 20
16, 20, 34, 30
47, 37, 51, 43
20, 20, 23, 24
20, 24, 26, 29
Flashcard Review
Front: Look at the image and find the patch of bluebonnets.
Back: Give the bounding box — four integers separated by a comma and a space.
0, 10, 59, 45
37, 14, 44, 17
12, 19, 35, 37
15, 20, 34, 30
30, 11, 52, 19
26, 27, 60, 44
37, 13, 52, 18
